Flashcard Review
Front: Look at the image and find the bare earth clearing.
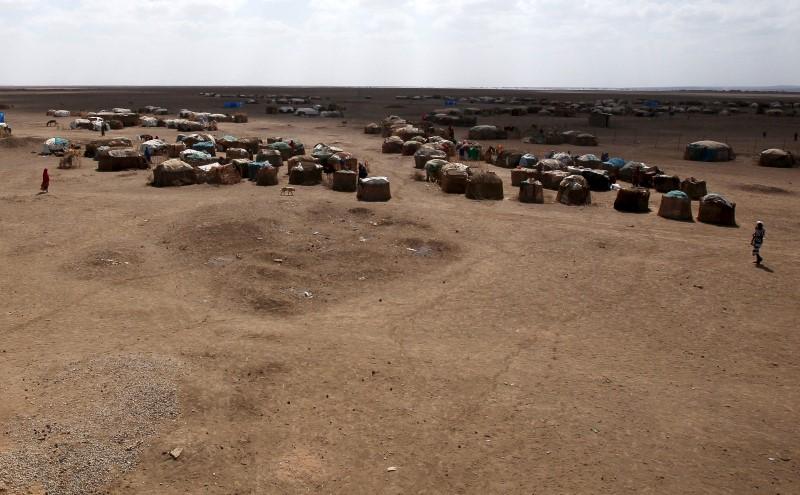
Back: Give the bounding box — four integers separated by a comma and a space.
1, 87, 799, 494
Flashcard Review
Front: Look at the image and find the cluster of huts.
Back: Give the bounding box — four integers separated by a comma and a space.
402, 94, 800, 120
49, 131, 391, 201
48, 107, 248, 132
148, 136, 390, 201
366, 114, 797, 226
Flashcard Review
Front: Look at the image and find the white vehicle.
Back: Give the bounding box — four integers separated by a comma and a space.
278, 106, 295, 114
295, 107, 320, 117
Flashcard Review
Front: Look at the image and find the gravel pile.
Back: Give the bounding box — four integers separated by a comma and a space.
0, 354, 181, 494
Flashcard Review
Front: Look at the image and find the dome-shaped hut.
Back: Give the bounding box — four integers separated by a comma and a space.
465, 171, 504, 200
684, 141, 735, 162
556, 175, 591, 205
697, 194, 736, 226
614, 187, 650, 212
382, 136, 404, 154
758, 148, 795, 168
357, 176, 391, 201
657, 190, 693, 221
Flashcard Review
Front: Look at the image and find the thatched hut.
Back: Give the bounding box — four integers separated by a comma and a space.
614, 187, 650, 213
402, 140, 424, 156
653, 174, 681, 193
255, 149, 283, 167
393, 125, 425, 141
511, 168, 538, 187
519, 154, 538, 168
556, 175, 591, 205
684, 141, 735, 162
680, 177, 708, 200
289, 162, 323, 186
468, 125, 507, 140
600, 157, 626, 177
97, 149, 148, 171
552, 152, 573, 167
414, 147, 447, 169
618, 161, 643, 182
536, 158, 564, 172
167, 142, 187, 158
140, 139, 168, 156
357, 176, 391, 201
382, 136, 404, 154
575, 133, 599, 146
465, 171, 503, 200
424, 158, 449, 182
180, 149, 217, 167
329, 152, 358, 172
494, 149, 524, 168
151, 159, 198, 187
576, 154, 603, 168
311, 143, 344, 164
332, 170, 358, 192
266, 140, 303, 160
658, 191, 693, 221
697, 194, 736, 226
440, 163, 469, 194
541, 170, 569, 190
255, 165, 279, 186
519, 179, 544, 203
84, 137, 132, 158
580, 169, 613, 191
206, 163, 242, 185
758, 148, 795, 168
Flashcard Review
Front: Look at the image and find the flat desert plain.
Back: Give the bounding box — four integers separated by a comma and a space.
1, 87, 799, 494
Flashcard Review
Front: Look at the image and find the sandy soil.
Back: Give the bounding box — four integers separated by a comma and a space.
1, 87, 799, 494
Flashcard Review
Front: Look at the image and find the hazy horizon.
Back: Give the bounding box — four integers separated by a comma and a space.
2, 0, 798, 87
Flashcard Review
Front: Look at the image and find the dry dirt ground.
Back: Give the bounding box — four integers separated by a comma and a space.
1, 87, 799, 494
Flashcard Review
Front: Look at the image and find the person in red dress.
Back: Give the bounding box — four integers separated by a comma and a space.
40, 168, 49, 193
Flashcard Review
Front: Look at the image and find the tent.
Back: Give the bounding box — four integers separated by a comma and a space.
42, 137, 70, 155
140, 139, 168, 155
684, 141, 735, 162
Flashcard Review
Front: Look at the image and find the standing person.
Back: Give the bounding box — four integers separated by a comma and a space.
448, 125, 455, 142
751, 221, 766, 265
358, 161, 368, 179
794, 132, 798, 142
458, 143, 466, 161
100, 122, 106, 136
632, 166, 641, 187
144, 145, 152, 165
40, 168, 49, 193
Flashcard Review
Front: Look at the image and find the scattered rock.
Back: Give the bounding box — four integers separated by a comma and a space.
169, 447, 183, 459
386, 466, 398, 472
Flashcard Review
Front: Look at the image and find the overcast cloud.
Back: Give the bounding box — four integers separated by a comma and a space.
1, 0, 798, 87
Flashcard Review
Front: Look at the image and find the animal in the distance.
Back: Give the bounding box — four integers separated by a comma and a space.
280, 186, 295, 196
46, 120, 57, 127
139, 134, 154, 142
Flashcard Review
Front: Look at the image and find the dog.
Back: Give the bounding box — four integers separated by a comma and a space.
280, 186, 295, 196
46, 120, 57, 127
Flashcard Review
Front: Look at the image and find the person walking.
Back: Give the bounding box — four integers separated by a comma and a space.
40, 168, 49, 193
751, 221, 766, 265
144, 145, 152, 165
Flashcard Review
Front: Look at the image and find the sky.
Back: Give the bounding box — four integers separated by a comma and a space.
1, 0, 798, 87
